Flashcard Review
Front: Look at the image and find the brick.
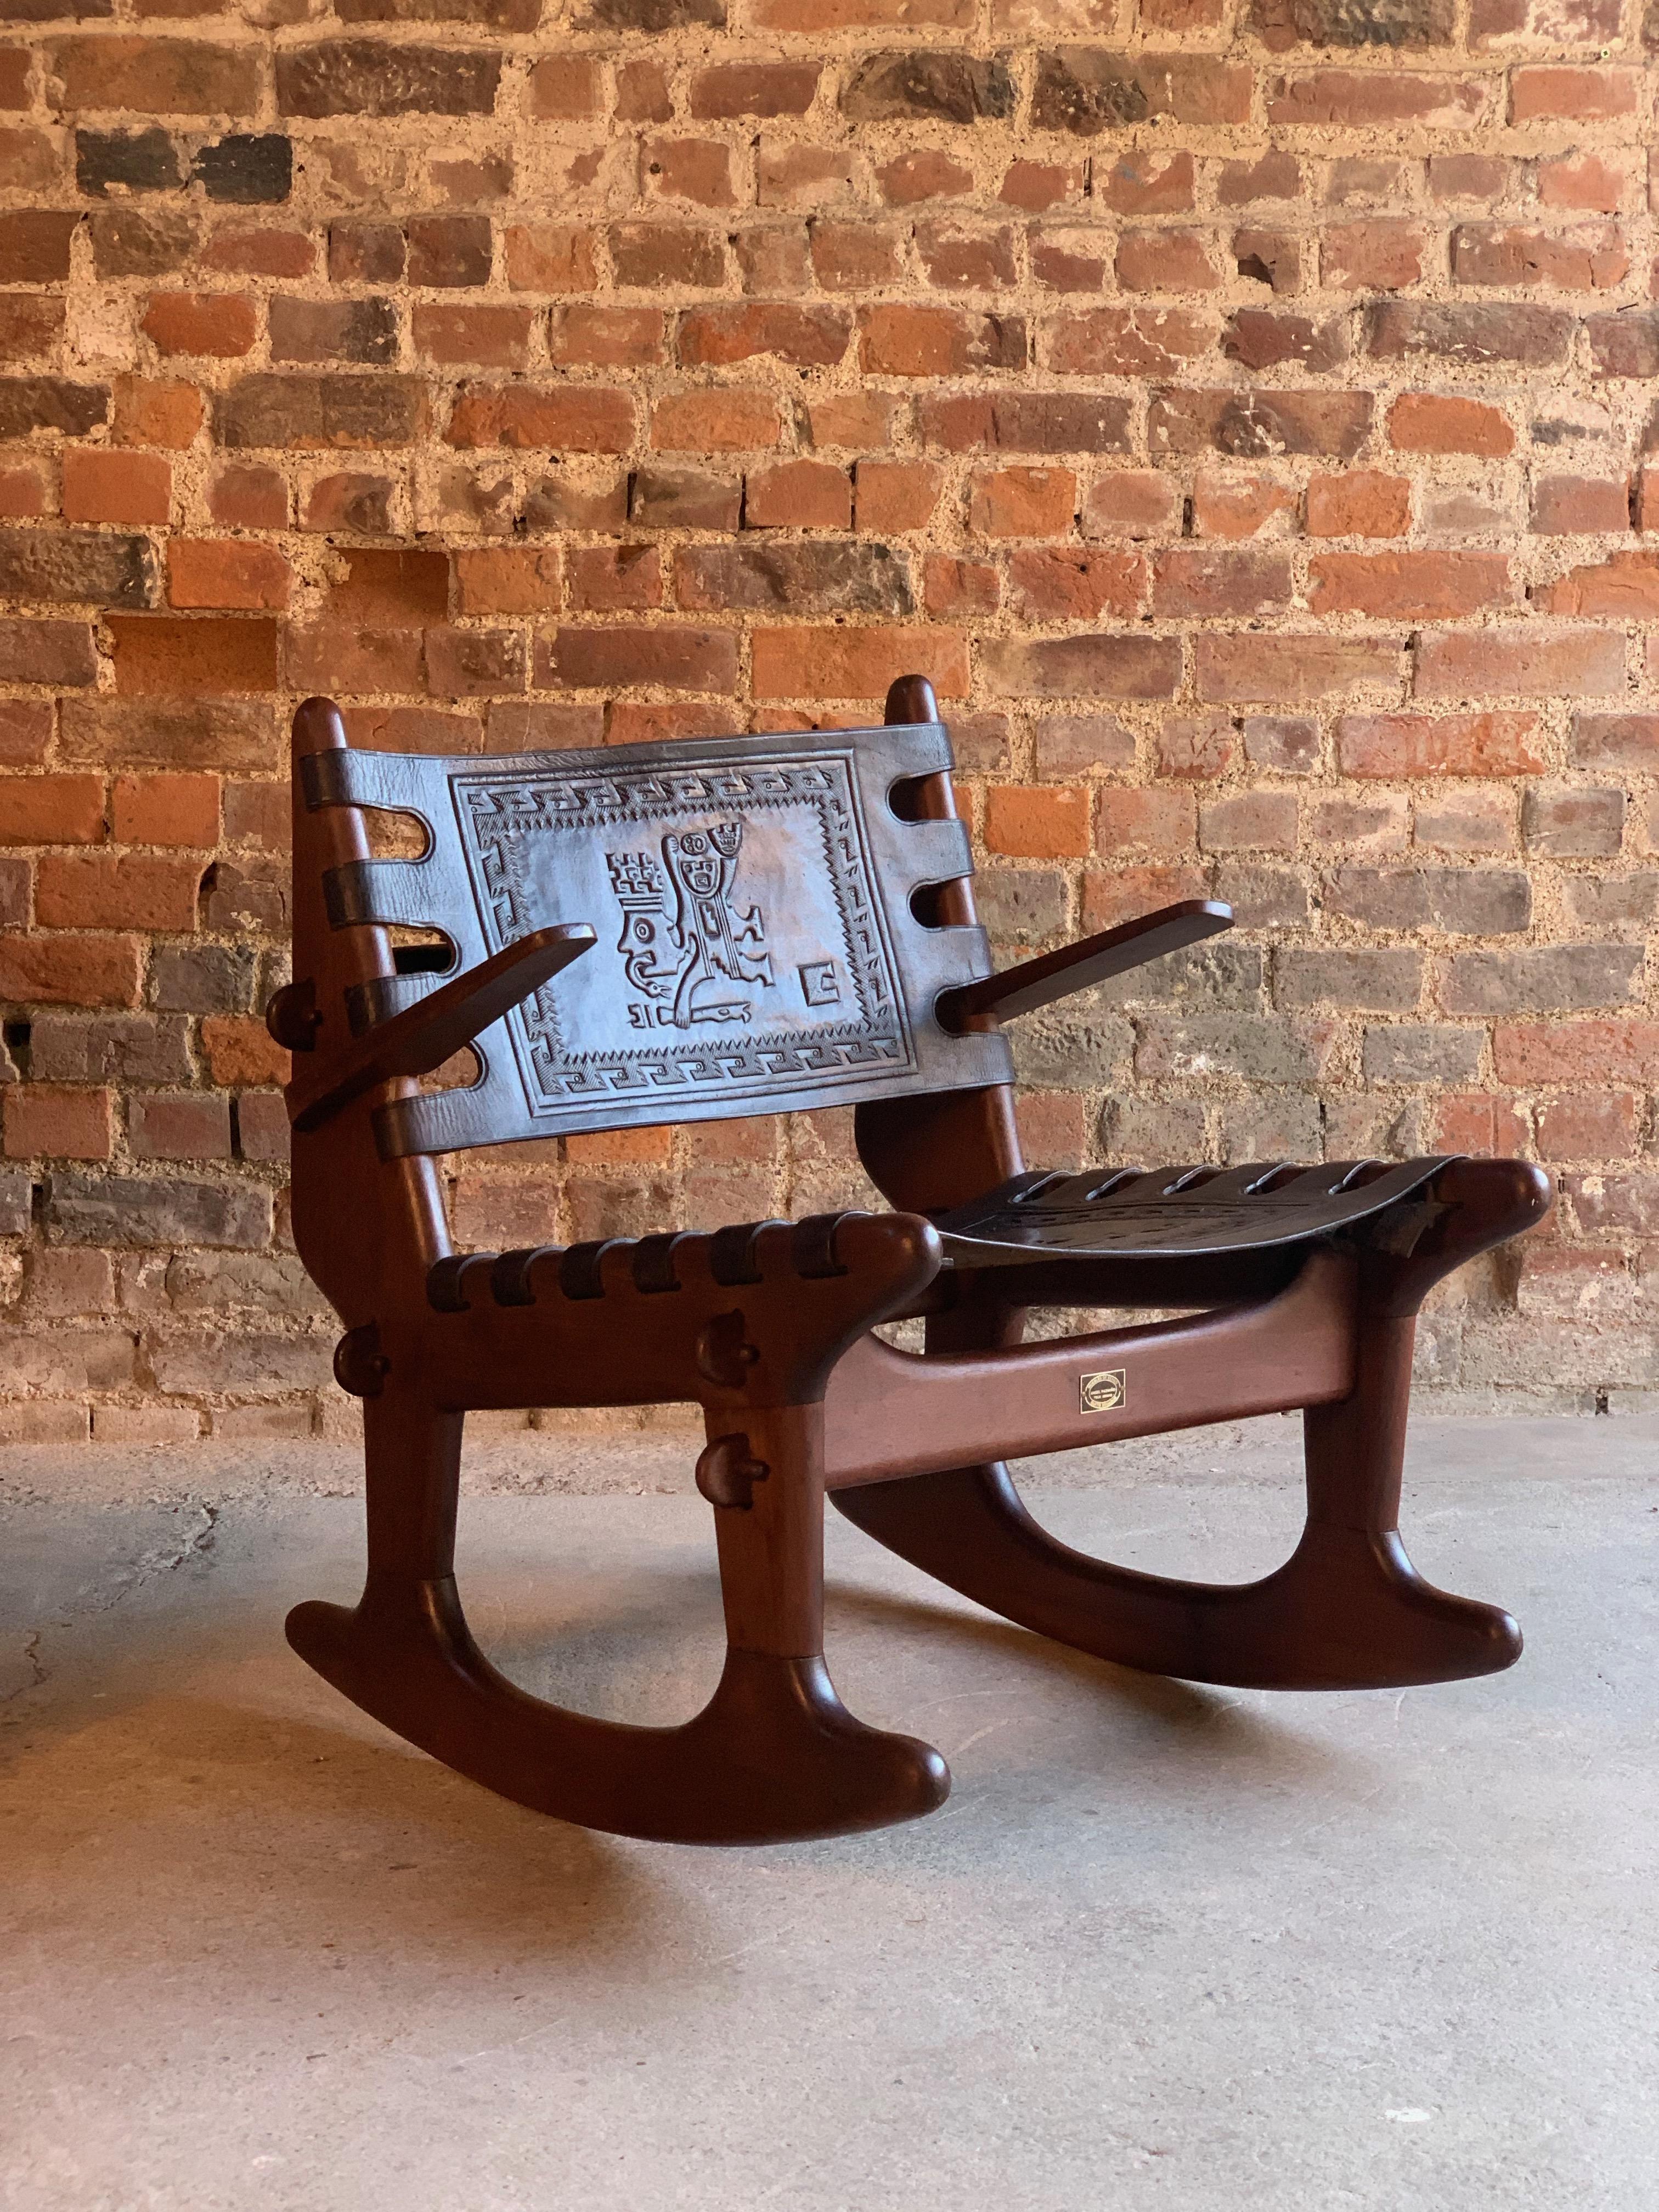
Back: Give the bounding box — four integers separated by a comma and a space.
200, 1014, 287, 1087
1492, 1019, 1659, 1087
276, 42, 501, 118
859, 306, 1025, 377
193, 134, 291, 206
1136, 1012, 1335, 1085
1153, 550, 1291, 618
744, 460, 850, 530
304, 475, 397, 534
1277, 950, 1424, 1013
0, 935, 142, 1007
751, 625, 968, 700
1362, 1023, 1482, 1084
651, 389, 781, 452
215, 375, 425, 450
1082, 472, 1179, 538
1159, 713, 1238, 780
0, 776, 106, 846
109, 614, 277, 696
503, 224, 599, 294
407, 215, 491, 288
60, 697, 279, 774
112, 376, 202, 450
330, 222, 405, 285
3, 1086, 112, 1162
44, 1171, 269, 1249
1509, 66, 1639, 122
1008, 549, 1143, 622
983, 787, 1090, 860
1116, 230, 1221, 293
679, 303, 850, 370
1034, 714, 1135, 777
75, 127, 182, 198
981, 634, 1181, 701
1571, 714, 1659, 770
855, 461, 941, 533
916, 221, 1018, 290
446, 385, 633, 452
269, 297, 399, 368
36, 852, 202, 932
453, 546, 561, 617
841, 50, 1013, 124
1195, 632, 1401, 701
111, 774, 218, 848
1531, 476, 1630, 535
550, 307, 665, 370
1386, 392, 1515, 456
1191, 472, 1297, 541
918, 391, 1132, 454
1544, 552, 1659, 618
968, 466, 1075, 538
1032, 53, 1251, 134
527, 54, 603, 117
168, 539, 290, 611
1323, 221, 1425, 291
140, 292, 258, 360
877, 150, 973, 206
1339, 712, 1543, 777
690, 60, 819, 117
1327, 864, 1530, 935
328, 549, 448, 622
1533, 1094, 1637, 1162
567, 545, 660, 612
0, 702, 54, 767
128, 1092, 234, 1161
1222, 311, 1348, 374
0, 527, 154, 609
0, 377, 108, 441
1367, 301, 1572, 366
1415, 626, 1625, 698
1306, 470, 1411, 538
1308, 550, 1511, 619
1441, 945, 1643, 1015
1453, 223, 1627, 291
538, 625, 738, 694
414, 305, 533, 371
1148, 388, 1371, 460
0, 293, 63, 363
923, 556, 998, 617
1043, 308, 1217, 377
1266, 69, 1485, 127
50, 37, 259, 117
61, 449, 171, 528
1521, 785, 1623, 859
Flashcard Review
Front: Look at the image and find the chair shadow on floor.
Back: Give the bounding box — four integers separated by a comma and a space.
1, 1536, 1349, 1976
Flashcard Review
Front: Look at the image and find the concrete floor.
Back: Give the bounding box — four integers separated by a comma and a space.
2, 1417, 1655, 2211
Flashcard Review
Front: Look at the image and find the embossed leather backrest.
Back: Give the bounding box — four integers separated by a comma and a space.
303, 719, 1015, 1157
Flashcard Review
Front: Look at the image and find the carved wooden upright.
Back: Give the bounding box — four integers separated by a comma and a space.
272, 680, 1553, 1846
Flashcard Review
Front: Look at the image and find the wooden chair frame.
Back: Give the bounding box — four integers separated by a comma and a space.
272, 681, 1552, 1846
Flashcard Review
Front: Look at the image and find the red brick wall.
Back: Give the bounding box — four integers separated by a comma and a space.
1, 1, 1655, 1439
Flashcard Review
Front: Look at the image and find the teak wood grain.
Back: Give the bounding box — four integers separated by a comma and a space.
273, 680, 1555, 1845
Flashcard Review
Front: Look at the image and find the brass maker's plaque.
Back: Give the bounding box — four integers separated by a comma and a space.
1079, 1368, 1126, 1414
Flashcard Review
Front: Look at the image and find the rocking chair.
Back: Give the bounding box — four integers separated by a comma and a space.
269, 678, 1551, 1845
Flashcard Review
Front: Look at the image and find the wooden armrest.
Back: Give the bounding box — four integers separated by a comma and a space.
286, 924, 596, 1133
937, 899, 1233, 1028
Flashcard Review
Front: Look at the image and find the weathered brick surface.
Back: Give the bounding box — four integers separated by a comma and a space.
0, 2, 1654, 1431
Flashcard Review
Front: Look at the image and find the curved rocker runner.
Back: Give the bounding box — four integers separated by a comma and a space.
271, 680, 1553, 1846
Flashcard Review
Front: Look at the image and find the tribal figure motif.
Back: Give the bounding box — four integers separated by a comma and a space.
607, 821, 775, 1030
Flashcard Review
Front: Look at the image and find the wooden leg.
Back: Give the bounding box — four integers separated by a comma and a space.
834, 1311, 1521, 1693
287, 1392, 947, 1844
